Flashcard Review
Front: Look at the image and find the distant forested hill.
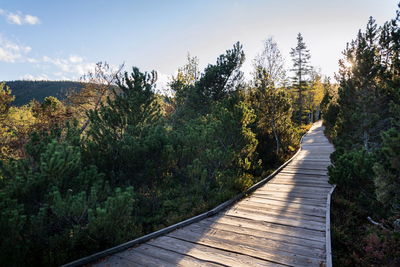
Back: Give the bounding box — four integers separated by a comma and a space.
3, 80, 84, 106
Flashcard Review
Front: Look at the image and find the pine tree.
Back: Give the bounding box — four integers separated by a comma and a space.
290, 33, 312, 123
194, 42, 245, 106
86, 67, 172, 187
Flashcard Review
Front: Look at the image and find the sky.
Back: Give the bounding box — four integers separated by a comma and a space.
0, 0, 398, 89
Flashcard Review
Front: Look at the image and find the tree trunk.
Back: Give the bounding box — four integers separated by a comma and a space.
272, 120, 281, 153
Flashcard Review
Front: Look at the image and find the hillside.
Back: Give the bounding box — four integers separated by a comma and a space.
3, 80, 84, 106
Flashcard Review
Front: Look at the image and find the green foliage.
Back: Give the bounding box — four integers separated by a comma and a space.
0, 83, 16, 159
185, 42, 245, 114
0, 124, 140, 265
169, 54, 200, 107
321, 82, 339, 140
179, 94, 259, 192
86, 67, 171, 187
0, 82, 15, 119
199, 43, 244, 100
329, 149, 377, 211
373, 129, 400, 213
250, 69, 299, 157
323, 6, 400, 265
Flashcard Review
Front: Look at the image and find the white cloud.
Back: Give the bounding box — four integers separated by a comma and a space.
0, 35, 32, 62
24, 15, 40, 25
0, 9, 40, 25
27, 57, 38, 63
7, 13, 22, 25
0, 31, 94, 80
40, 55, 96, 79
69, 55, 83, 63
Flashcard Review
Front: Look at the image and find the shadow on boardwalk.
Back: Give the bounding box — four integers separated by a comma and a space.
90, 121, 334, 267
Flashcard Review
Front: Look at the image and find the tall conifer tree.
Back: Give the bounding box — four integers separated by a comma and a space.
290, 33, 312, 123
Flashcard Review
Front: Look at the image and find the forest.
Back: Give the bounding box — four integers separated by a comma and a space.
0, 4, 399, 266
0, 34, 327, 265
322, 7, 400, 266
4, 80, 83, 106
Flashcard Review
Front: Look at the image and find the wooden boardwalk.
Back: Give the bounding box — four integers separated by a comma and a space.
91, 121, 335, 267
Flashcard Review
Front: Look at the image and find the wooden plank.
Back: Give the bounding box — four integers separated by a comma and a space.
277, 171, 329, 177
256, 188, 330, 197
301, 148, 332, 151
113, 249, 176, 267
300, 150, 331, 153
256, 184, 330, 193
300, 151, 332, 154
301, 147, 332, 150
284, 166, 328, 172
280, 170, 328, 176
288, 162, 331, 168
284, 169, 328, 174
93, 255, 137, 267
296, 156, 329, 159
272, 175, 330, 182
275, 173, 330, 181
301, 144, 332, 147
131, 244, 224, 267
167, 227, 325, 267
296, 155, 330, 159
173, 223, 325, 257
269, 180, 332, 188
252, 190, 328, 201
276, 178, 329, 183
233, 204, 325, 223
261, 182, 330, 191
196, 219, 325, 248
235, 201, 325, 218
291, 157, 331, 161
210, 215, 325, 241
272, 176, 330, 183
148, 236, 284, 267
286, 164, 328, 171
280, 169, 328, 176
291, 157, 331, 162
248, 194, 327, 207
271, 178, 330, 185
298, 149, 331, 152
232, 205, 326, 223
241, 198, 327, 216
252, 192, 326, 202
261, 183, 332, 193
225, 208, 326, 231
274, 174, 330, 183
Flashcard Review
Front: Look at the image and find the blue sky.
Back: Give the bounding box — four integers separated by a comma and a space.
0, 0, 398, 87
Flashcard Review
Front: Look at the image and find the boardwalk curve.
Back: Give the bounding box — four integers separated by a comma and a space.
67, 121, 335, 267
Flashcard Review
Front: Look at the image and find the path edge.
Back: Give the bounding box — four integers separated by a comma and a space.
326, 184, 336, 267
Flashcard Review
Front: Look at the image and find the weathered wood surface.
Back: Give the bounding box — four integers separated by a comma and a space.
91, 121, 334, 267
